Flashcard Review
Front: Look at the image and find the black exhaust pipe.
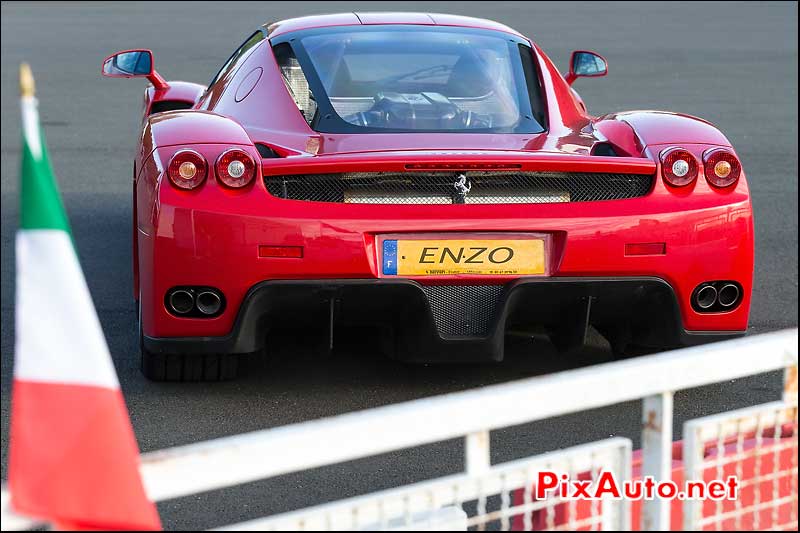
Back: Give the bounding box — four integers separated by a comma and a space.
695, 285, 718, 310
718, 283, 740, 308
196, 290, 222, 316
168, 289, 195, 314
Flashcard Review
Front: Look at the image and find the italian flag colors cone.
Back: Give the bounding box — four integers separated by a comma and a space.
8, 64, 161, 531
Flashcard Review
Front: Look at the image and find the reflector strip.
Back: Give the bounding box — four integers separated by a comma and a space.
258, 245, 303, 258
625, 243, 666, 256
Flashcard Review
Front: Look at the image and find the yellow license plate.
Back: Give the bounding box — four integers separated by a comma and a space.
383, 239, 545, 276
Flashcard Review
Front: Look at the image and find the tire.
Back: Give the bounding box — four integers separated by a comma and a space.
140, 351, 239, 382
138, 299, 238, 382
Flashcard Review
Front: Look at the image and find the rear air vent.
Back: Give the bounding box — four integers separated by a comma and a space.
256, 143, 281, 158
591, 143, 619, 157
263, 171, 654, 204
149, 100, 194, 115
422, 285, 504, 337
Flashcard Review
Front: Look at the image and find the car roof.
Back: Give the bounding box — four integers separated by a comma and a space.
264, 12, 525, 40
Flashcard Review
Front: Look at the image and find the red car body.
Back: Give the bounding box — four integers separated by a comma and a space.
105, 13, 753, 381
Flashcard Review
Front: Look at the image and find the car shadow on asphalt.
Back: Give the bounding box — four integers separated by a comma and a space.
241, 326, 623, 394
117, 320, 655, 451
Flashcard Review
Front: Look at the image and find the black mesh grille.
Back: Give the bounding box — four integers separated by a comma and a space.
263, 171, 653, 204
421, 285, 504, 338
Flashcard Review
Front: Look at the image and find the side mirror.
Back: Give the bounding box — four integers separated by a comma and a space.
102, 49, 153, 77
102, 49, 168, 90
565, 50, 607, 86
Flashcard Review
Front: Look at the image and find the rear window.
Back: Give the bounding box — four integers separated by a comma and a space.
273, 25, 546, 134
341, 53, 458, 84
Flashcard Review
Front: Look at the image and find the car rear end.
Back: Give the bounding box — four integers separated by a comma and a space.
140, 149, 753, 362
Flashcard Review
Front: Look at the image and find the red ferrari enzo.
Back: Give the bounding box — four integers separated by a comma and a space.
103, 13, 753, 381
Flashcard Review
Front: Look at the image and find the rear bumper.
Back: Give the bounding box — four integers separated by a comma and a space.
143, 277, 745, 361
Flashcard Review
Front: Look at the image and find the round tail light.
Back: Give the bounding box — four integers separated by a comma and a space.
216, 148, 255, 188
168, 150, 207, 190
703, 148, 741, 188
659, 147, 698, 187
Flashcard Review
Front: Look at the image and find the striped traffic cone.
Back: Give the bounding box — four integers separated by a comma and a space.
8, 64, 161, 531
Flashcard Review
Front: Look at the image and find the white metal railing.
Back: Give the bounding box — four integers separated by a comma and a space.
1, 328, 797, 531
215, 438, 632, 531
683, 401, 799, 530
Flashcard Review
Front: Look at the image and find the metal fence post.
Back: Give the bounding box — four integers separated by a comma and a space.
641, 392, 673, 531
602, 439, 633, 531
681, 422, 703, 531
785, 364, 798, 405
465, 431, 491, 474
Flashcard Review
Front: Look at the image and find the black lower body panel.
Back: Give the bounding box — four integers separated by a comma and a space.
143, 278, 745, 362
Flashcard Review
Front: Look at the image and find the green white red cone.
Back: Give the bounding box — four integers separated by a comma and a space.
9, 63, 161, 531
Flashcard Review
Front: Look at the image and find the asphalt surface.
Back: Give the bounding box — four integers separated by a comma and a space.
1, 1, 797, 530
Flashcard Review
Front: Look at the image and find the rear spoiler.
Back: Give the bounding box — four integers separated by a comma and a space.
261, 151, 656, 177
